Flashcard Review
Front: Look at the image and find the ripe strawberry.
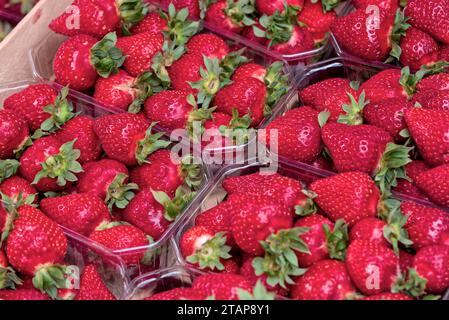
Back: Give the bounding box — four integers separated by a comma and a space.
192, 273, 253, 300
205, 0, 255, 33
241, 18, 266, 44
88, 223, 152, 265
76, 159, 137, 209
404, 108, 449, 167
401, 201, 449, 250
167, 53, 206, 92
146, 287, 206, 300
290, 260, 356, 300
260, 106, 322, 163
268, 26, 314, 55
130, 149, 203, 196
93, 113, 169, 166
256, 0, 303, 16
160, 0, 200, 20
231, 63, 266, 82
40, 193, 111, 236
19, 137, 82, 192
346, 240, 399, 295
358, 69, 410, 104
308, 172, 380, 227
416, 73, 449, 92
131, 12, 168, 35
399, 27, 439, 72
299, 78, 357, 122
74, 265, 116, 300
362, 292, 413, 300
412, 89, 449, 112
440, 45, 449, 61
5, 205, 70, 298
405, 0, 449, 45
54, 115, 101, 164
186, 33, 229, 60
350, 217, 389, 247
415, 164, 449, 207
53, 33, 124, 91
352, 0, 399, 13
399, 250, 414, 273
0, 176, 37, 205
49, 0, 146, 38
195, 201, 235, 246
0, 288, 50, 300
394, 160, 429, 198
0, 109, 29, 160
297, 0, 337, 42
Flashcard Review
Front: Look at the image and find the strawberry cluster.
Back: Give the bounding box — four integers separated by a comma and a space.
332, 0, 449, 71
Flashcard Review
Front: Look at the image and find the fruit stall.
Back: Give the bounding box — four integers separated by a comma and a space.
0, 0, 449, 302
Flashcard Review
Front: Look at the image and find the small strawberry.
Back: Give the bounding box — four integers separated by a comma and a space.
40, 193, 111, 236
19, 137, 83, 192
350, 218, 389, 247
195, 201, 235, 246
76, 159, 136, 211
93, 114, 170, 166
205, 0, 255, 33
192, 273, 253, 300
186, 33, 230, 60
74, 265, 116, 300
53, 33, 125, 91
362, 292, 413, 300
394, 160, 430, 198
255, 0, 303, 16
0, 109, 29, 160
399, 27, 439, 72
290, 260, 356, 300
415, 164, 449, 207
297, 0, 337, 42
0, 288, 50, 300
0, 250, 22, 290
0, 176, 37, 205
346, 240, 399, 296
146, 287, 206, 300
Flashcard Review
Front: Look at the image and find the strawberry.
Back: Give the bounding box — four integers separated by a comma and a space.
53, 33, 125, 91
0, 288, 50, 300
404, 108, 449, 167
416, 73, 449, 92
130, 12, 168, 35
93, 113, 170, 166
405, 0, 449, 45
54, 115, 101, 164
260, 106, 322, 163
221, 258, 240, 274
290, 260, 356, 300
0, 109, 29, 160
362, 292, 413, 300
352, 0, 399, 13
394, 161, 429, 199
299, 78, 358, 122
308, 172, 381, 227
74, 265, 116, 300
88, 223, 152, 265
49, 0, 147, 38
401, 201, 449, 250
415, 164, 449, 207
146, 287, 206, 300
40, 193, 111, 236
358, 69, 411, 104
167, 53, 207, 92
19, 137, 83, 192
399, 250, 414, 273
399, 27, 439, 72
76, 159, 137, 210
346, 240, 399, 296
231, 63, 266, 82
205, 0, 255, 33
440, 45, 449, 61
0, 250, 22, 290
0, 176, 37, 205
195, 201, 235, 246
412, 89, 449, 112
123, 187, 195, 240
130, 149, 203, 196
5, 205, 71, 298
192, 273, 253, 300
256, 0, 303, 16
186, 33, 229, 60
241, 18, 266, 44
297, 0, 337, 42
160, 0, 200, 20
267, 26, 314, 55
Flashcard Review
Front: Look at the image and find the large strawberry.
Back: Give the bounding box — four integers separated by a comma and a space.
346, 240, 399, 296
0, 109, 29, 160
53, 33, 125, 91
290, 260, 356, 300
19, 137, 83, 192
205, 0, 255, 33
76, 159, 138, 210
393, 160, 429, 198
40, 193, 111, 236
74, 265, 116, 300
192, 273, 252, 300
49, 0, 147, 38
399, 27, 440, 72
415, 164, 449, 207
93, 113, 170, 166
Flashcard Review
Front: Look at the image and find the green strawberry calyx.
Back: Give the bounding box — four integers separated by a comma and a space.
323, 219, 349, 261
33, 264, 75, 300
118, 0, 149, 35
135, 122, 171, 165
105, 173, 139, 210
186, 94, 216, 141
0, 265, 22, 290
218, 108, 252, 144
264, 61, 290, 116
311, 0, 341, 12
337, 91, 369, 125
141, 235, 155, 266
180, 154, 204, 190
152, 187, 196, 222
219, 48, 250, 83
381, 202, 413, 255
128, 72, 165, 114
32, 140, 83, 187
223, 0, 256, 28
294, 190, 318, 217
237, 280, 276, 300
399, 66, 428, 98
387, 9, 411, 63
90, 32, 125, 78
186, 231, 232, 271
392, 267, 439, 299
0, 159, 20, 184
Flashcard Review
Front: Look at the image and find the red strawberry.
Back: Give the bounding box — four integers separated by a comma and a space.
53, 33, 124, 91
299, 78, 358, 122
399, 27, 439, 72
205, 0, 254, 33
399, 250, 414, 273
401, 201, 449, 250
167, 53, 205, 92
415, 164, 449, 207
268, 26, 314, 55
241, 18, 266, 44
256, 0, 304, 16
0, 176, 37, 205
40, 193, 111, 236
350, 217, 389, 247
5, 206, 70, 298
394, 160, 430, 198
362, 292, 413, 300
19, 137, 83, 192
192, 273, 252, 300
417, 73, 449, 92
93, 113, 169, 166
186, 34, 229, 60
260, 106, 322, 163
405, 0, 449, 45
0, 288, 50, 300
195, 201, 235, 246
404, 108, 449, 167
297, 0, 337, 42
55, 115, 101, 164
440, 45, 449, 61
0, 109, 29, 160
130, 149, 203, 196
76, 159, 137, 210
352, 0, 399, 13
309, 172, 381, 227
146, 287, 206, 300
358, 69, 409, 104
160, 0, 200, 20
131, 12, 168, 35
49, 0, 146, 38
89, 223, 152, 265
412, 89, 449, 112
74, 265, 116, 300
290, 260, 356, 300
231, 63, 266, 82
346, 240, 399, 295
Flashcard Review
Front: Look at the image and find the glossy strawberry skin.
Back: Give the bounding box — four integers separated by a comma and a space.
146, 287, 206, 300
358, 69, 407, 104
123, 189, 171, 240
180, 225, 215, 259
40, 193, 111, 236
393, 160, 429, 199
195, 201, 235, 246
53, 35, 99, 91
417, 73, 449, 92
131, 12, 168, 35
256, 0, 304, 16
310, 172, 381, 227
291, 260, 355, 300
399, 27, 439, 72
413, 245, 449, 294
412, 89, 449, 112
0, 176, 37, 204
0, 288, 50, 300
0, 109, 29, 160
93, 70, 138, 111
350, 217, 389, 247
231, 63, 266, 82
6, 206, 67, 276
168, 53, 204, 92
161, 0, 200, 20
55, 115, 101, 164
192, 273, 252, 300
415, 164, 449, 207
297, 1, 337, 42
345, 240, 399, 296
3, 84, 58, 131
205, 1, 243, 33
352, 0, 399, 13
269, 26, 314, 55
186, 33, 229, 60
75, 265, 116, 300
